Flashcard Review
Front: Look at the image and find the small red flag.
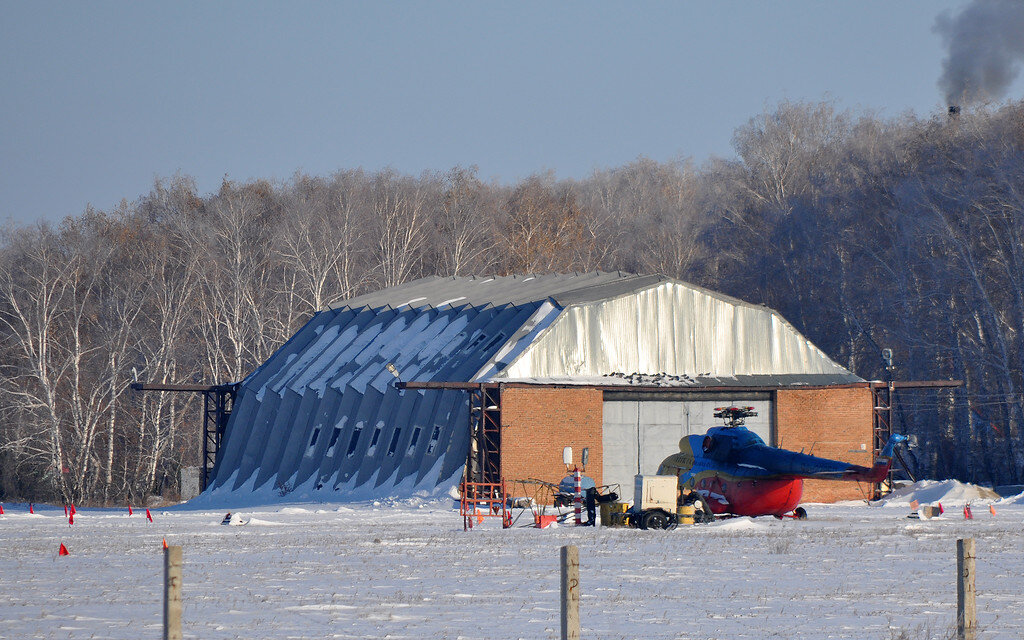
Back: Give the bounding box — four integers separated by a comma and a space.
146, 508, 153, 523
937, 502, 944, 514
64, 505, 68, 516
58, 543, 69, 556
68, 513, 74, 525
0, 504, 4, 515
964, 504, 973, 520
70, 504, 76, 516
29, 503, 33, 514
128, 505, 133, 516
162, 538, 168, 549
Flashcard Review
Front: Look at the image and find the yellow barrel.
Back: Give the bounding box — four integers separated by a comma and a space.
678, 505, 695, 525
601, 502, 630, 527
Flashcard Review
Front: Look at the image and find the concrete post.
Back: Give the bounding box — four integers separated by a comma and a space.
164, 545, 183, 640
561, 544, 580, 640
957, 538, 976, 640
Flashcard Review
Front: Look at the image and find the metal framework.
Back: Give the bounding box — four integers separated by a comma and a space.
871, 380, 897, 497
201, 385, 237, 490
130, 382, 239, 491
459, 384, 508, 530
870, 380, 961, 498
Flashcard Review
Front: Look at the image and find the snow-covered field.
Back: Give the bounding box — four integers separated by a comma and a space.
2, 484, 1022, 640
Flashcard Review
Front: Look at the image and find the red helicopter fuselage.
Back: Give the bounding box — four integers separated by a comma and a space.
688, 473, 803, 517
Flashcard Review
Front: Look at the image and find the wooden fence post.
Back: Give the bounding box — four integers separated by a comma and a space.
164, 545, 183, 640
956, 538, 976, 640
561, 544, 580, 640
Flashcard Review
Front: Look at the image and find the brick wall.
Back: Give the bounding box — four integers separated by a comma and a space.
775, 387, 875, 503
500, 387, 604, 500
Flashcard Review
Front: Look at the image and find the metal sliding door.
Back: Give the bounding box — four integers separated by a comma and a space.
601, 394, 773, 495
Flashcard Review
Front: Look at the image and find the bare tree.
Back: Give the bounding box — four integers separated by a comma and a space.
371, 170, 437, 288
432, 167, 499, 276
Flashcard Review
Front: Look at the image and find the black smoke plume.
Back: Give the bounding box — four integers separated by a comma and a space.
935, 0, 1024, 106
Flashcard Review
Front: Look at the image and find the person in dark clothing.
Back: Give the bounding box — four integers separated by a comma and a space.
585, 487, 598, 526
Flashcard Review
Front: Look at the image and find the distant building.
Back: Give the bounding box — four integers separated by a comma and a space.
207, 273, 878, 503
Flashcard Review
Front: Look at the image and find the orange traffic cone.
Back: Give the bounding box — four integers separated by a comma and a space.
963, 504, 973, 520
990, 504, 997, 516
162, 538, 168, 549
58, 543, 69, 556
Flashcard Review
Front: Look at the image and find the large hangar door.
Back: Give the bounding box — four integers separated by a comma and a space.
601, 394, 773, 495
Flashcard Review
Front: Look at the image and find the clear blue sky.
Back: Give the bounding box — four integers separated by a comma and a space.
2, 0, 1015, 225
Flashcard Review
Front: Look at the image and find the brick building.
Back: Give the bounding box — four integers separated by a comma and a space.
207, 273, 881, 505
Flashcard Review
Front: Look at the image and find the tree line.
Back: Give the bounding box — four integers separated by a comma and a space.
2, 99, 1022, 504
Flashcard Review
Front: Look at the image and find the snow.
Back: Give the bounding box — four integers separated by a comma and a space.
877, 479, 1002, 507
1000, 491, 1024, 505
2, 492, 1022, 639
712, 516, 766, 532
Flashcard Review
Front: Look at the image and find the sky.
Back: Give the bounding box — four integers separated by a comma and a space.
2, 0, 1020, 226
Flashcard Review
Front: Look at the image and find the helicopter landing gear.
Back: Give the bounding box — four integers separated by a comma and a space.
775, 506, 808, 520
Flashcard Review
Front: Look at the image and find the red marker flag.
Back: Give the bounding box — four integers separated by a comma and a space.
68, 513, 74, 525
64, 505, 68, 516
70, 504, 76, 516
128, 505, 133, 516
937, 502, 944, 514
964, 504, 973, 520
58, 543, 69, 556
0, 504, 4, 515
145, 508, 153, 523
29, 503, 33, 514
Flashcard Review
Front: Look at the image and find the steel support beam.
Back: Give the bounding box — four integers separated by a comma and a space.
131, 382, 238, 492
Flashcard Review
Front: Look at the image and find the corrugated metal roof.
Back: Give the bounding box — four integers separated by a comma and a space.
327, 272, 662, 311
